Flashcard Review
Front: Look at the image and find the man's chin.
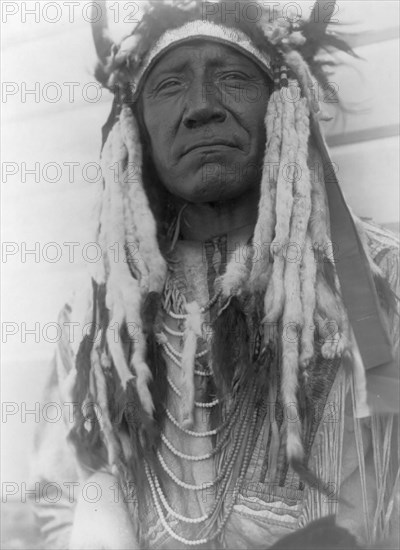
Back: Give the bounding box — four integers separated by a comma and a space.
162, 158, 260, 203
175, 176, 252, 204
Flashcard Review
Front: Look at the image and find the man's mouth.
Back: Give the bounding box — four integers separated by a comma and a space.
182, 140, 239, 156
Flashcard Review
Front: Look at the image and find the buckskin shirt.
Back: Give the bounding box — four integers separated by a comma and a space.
30, 219, 399, 549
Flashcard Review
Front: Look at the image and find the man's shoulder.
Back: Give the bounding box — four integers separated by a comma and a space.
360, 218, 399, 290
359, 218, 399, 357
361, 218, 399, 261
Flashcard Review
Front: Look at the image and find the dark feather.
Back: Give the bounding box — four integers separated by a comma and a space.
373, 273, 400, 316
123, 382, 158, 502
141, 291, 162, 334
72, 279, 98, 405
321, 260, 339, 297
290, 457, 351, 508
300, 1, 359, 99
146, 329, 168, 430
68, 280, 107, 469
211, 297, 250, 396
309, 0, 337, 35
301, 0, 358, 63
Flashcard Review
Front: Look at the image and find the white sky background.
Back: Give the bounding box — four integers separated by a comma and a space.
1, 1, 399, 486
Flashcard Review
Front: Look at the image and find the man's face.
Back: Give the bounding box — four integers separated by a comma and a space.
140, 41, 270, 203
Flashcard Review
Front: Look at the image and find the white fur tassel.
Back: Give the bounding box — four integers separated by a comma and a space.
282, 321, 304, 464
101, 122, 155, 418
300, 235, 317, 369
308, 145, 332, 260
349, 328, 371, 418
120, 105, 167, 293
105, 300, 134, 389
220, 261, 249, 298
251, 90, 282, 290
283, 50, 320, 115
281, 93, 312, 465
264, 86, 298, 323
181, 301, 203, 428
131, 334, 154, 417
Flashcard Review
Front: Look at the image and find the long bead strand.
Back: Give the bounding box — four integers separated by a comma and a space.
156, 388, 251, 490
161, 400, 241, 461
146, 388, 258, 545
167, 375, 219, 408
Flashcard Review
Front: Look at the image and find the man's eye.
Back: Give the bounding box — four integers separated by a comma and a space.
219, 72, 248, 81
156, 78, 182, 92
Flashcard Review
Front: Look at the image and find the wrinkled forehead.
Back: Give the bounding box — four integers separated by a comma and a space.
128, 21, 273, 102
142, 39, 270, 88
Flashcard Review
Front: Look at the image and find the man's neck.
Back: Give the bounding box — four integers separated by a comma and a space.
178, 188, 259, 242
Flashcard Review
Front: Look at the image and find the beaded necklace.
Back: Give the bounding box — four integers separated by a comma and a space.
166, 374, 219, 408
145, 390, 258, 545
146, 280, 258, 546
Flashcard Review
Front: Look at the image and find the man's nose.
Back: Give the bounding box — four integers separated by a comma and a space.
183, 80, 226, 129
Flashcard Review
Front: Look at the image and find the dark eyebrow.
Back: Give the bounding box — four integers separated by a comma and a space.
148, 51, 254, 81
147, 59, 190, 84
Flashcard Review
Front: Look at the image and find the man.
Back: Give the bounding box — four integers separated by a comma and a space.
30, 1, 399, 548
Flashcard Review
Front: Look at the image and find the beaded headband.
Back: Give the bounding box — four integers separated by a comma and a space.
124, 20, 274, 100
